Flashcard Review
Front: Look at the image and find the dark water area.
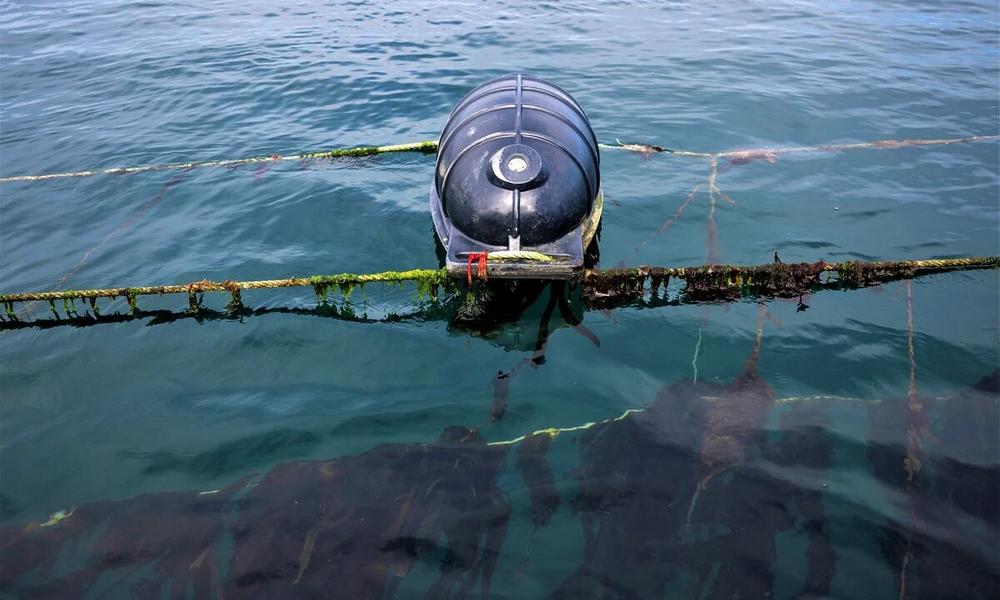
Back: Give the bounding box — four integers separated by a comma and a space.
1, 1, 998, 598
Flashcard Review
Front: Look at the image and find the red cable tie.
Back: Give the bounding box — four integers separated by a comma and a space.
467, 252, 489, 285
478, 252, 488, 281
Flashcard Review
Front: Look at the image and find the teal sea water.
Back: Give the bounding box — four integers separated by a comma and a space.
1, 1, 998, 598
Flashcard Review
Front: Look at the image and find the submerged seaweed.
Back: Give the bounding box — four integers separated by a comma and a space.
0, 479, 247, 598
867, 370, 1000, 599
553, 371, 780, 599
515, 432, 561, 529
1, 428, 508, 600
227, 426, 509, 598
1, 372, 996, 599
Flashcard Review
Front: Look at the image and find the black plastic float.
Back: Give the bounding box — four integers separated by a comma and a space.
430, 74, 602, 279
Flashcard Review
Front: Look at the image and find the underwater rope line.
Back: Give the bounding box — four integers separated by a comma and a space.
0, 135, 995, 184
1, 256, 996, 320
488, 408, 646, 447
899, 279, 929, 600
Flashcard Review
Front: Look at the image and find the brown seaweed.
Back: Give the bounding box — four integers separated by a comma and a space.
552, 372, 841, 599
2, 370, 997, 599
0, 427, 509, 599
552, 376, 709, 598
924, 370, 1000, 597
695, 370, 776, 487
867, 371, 1000, 599
0, 478, 247, 599
515, 432, 561, 529
685, 397, 835, 599
226, 426, 509, 599
868, 375, 1000, 598
769, 399, 837, 597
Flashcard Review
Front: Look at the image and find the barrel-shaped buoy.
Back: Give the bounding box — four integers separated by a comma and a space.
434, 74, 600, 247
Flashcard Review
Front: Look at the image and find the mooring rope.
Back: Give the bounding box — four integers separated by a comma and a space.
486, 250, 555, 262
0, 141, 440, 183
488, 408, 645, 447
1, 257, 996, 320
899, 279, 920, 600
659, 134, 998, 160
1, 135, 994, 184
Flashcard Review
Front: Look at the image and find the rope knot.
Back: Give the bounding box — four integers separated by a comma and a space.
467, 252, 489, 285
187, 279, 213, 294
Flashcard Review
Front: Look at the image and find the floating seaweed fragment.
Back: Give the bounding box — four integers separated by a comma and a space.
724, 148, 779, 166
125, 289, 138, 314
613, 139, 666, 158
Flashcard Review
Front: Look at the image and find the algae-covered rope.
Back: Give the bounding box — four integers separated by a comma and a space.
0, 269, 450, 304
1, 257, 996, 309
2, 135, 995, 184
0, 141, 440, 183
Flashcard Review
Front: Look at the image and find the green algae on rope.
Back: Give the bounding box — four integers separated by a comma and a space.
0, 257, 996, 322
0, 268, 452, 303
